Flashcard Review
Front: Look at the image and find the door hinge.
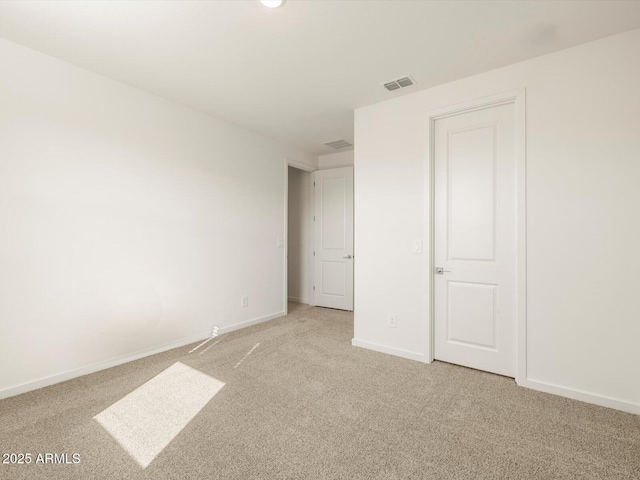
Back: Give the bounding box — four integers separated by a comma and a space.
313, 181, 316, 187
313, 285, 315, 291
313, 216, 316, 221
313, 251, 315, 256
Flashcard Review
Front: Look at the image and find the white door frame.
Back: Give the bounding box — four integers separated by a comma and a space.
424, 89, 527, 384
284, 158, 316, 315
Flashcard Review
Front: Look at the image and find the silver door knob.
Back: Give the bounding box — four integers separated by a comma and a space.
343, 255, 353, 259
435, 267, 451, 274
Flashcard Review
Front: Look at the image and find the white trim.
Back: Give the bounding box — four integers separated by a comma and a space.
311, 170, 318, 306
217, 310, 285, 335
0, 331, 210, 400
309, 170, 316, 306
0, 310, 286, 401
284, 158, 289, 315
286, 158, 316, 173
518, 378, 640, 416
515, 90, 527, 383
352, 338, 427, 363
287, 296, 310, 304
424, 115, 435, 363
424, 89, 527, 382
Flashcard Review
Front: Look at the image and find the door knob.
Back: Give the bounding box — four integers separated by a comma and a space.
435, 267, 451, 275
343, 255, 353, 259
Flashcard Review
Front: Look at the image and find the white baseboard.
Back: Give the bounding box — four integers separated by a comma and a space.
0, 310, 285, 401
352, 339, 639, 415
6, 313, 637, 417
0, 331, 210, 401
287, 296, 310, 304
351, 338, 427, 363
518, 378, 639, 415
218, 311, 285, 335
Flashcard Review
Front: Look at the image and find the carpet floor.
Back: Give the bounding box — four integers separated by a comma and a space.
1, 303, 638, 479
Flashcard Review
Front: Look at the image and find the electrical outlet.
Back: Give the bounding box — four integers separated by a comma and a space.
241, 295, 248, 308
413, 239, 423, 254
388, 314, 397, 328
277, 238, 285, 248
211, 326, 219, 336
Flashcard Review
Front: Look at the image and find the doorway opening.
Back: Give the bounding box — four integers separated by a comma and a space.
284, 160, 355, 315
284, 161, 314, 314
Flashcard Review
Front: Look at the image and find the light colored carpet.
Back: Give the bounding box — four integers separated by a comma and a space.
1, 303, 638, 479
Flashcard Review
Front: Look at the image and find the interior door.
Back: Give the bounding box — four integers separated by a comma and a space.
313, 166, 354, 310
434, 102, 517, 377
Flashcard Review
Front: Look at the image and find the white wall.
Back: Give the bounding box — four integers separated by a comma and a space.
287, 166, 312, 304
354, 29, 640, 414
0, 38, 316, 398
318, 150, 354, 170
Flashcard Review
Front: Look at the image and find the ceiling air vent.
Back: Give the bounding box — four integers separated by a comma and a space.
323, 139, 353, 150
382, 74, 416, 92
396, 76, 414, 88
383, 81, 401, 91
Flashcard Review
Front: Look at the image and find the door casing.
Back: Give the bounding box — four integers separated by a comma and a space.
424, 89, 527, 384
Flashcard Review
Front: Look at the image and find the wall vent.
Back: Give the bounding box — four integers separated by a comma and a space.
323, 139, 353, 150
382, 74, 416, 91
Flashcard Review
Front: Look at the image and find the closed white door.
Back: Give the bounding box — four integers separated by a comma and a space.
434, 102, 517, 377
313, 167, 354, 310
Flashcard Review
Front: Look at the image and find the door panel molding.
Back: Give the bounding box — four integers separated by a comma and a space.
424, 89, 526, 384
446, 280, 498, 350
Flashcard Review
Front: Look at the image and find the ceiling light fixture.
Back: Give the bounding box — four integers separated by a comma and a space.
260, 0, 285, 8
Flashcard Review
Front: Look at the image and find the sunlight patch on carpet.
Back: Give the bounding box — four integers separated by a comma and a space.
200, 336, 224, 355
188, 327, 219, 353
234, 343, 260, 368
94, 362, 224, 468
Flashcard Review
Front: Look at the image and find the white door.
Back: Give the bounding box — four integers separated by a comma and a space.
434, 102, 517, 377
313, 166, 354, 310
